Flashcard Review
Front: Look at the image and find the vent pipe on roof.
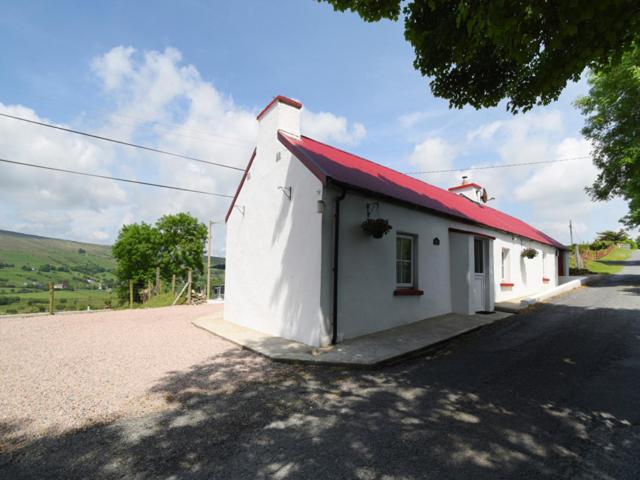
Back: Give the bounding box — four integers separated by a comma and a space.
462, 175, 469, 185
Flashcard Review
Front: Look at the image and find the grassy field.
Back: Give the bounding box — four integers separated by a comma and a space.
0, 229, 118, 314
0, 289, 115, 315
0, 229, 225, 315
584, 247, 634, 274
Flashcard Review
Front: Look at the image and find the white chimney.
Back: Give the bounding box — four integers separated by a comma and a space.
448, 177, 483, 202
256, 95, 302, 149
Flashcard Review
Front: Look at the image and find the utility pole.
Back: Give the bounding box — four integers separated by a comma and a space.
570, 220, 583, 269
207, 220, 214, 300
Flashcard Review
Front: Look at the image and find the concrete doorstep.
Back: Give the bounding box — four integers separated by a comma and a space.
192, 310, 511, 368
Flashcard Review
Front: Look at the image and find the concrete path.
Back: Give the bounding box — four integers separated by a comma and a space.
3, 251, 640, 479
193, 310, 511, 367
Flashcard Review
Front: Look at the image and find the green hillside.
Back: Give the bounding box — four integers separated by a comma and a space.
0, 229, 226, 314
0, 230, 117, 314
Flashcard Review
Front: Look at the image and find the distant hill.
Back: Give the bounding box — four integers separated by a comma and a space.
0, 229, 117, 293
0, 229, 225, 294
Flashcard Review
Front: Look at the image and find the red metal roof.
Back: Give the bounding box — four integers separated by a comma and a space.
256, 95, 303, 121
278, 131, 565, 249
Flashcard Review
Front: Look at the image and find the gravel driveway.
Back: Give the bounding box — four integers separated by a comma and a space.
0, 304, 238, 449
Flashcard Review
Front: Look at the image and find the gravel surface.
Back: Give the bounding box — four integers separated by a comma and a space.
0, 304, 235, 448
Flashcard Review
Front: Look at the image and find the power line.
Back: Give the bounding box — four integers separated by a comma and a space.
4, 89, 255, 146
405, 156, 590, 175
0, 112, 245, 172
0, 157, 235, 198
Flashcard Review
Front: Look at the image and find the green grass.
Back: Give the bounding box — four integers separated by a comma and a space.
584, 247, 633, 274
0, 289, 115, 314
0, 228, 225, 315
0, 229, 118, 314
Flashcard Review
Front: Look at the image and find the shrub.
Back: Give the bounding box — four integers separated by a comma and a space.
0, 296, 20, 305
5, 309, 18, 314
590, 240, 611, 251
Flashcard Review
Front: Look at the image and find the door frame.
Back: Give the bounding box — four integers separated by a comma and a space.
473, 237, 490, 312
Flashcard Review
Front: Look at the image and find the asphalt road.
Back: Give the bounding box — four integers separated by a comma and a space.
2, 253, 640, 479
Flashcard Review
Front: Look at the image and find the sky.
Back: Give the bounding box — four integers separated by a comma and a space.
0, 0, 634, 254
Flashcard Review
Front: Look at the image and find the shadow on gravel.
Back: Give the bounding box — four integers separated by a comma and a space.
2, 283, 640, 479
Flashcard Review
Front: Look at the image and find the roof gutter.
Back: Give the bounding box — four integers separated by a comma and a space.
331, 188, 347, 345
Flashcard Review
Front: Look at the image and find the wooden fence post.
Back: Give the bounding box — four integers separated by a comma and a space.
129, 279, 134, 308
171, 274, 176, 295
155, 267, 161, 294
48, 282, 54, 315
187, 269, 192, 305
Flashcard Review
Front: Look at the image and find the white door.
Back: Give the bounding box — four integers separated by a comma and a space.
472, 238, 487, 312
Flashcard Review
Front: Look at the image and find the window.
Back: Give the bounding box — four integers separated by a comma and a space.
501, 248, 511, 281
542, 252, 547, 277
474, 238, 484, 274
396, 234, 415, 287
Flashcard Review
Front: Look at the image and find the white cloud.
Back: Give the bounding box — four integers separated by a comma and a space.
301, 109, 366, 146
91, 46, 136, 91
405, 110, 630, 243
408, 137, 457, 172
0, 46, 366, 253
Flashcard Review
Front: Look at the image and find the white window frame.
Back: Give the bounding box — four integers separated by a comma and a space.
542, 252, 547, 277
501, 247, 511, 281
396, 234, 415, 288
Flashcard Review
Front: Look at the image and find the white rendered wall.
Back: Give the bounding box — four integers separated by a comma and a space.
332, 190, 557, 339
225, 101, 330, 347
491, 233, 559, 302
335, 192, 455, 340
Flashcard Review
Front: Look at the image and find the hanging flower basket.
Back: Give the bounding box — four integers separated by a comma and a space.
361, 218, 392, 239
521, 247, 538, 259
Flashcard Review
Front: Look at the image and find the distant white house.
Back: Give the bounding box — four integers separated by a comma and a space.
224, 96, 569, 347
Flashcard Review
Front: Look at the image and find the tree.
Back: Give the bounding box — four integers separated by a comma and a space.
320, 0, 640, 112
596, 229, 629, 243
575, 46, 640, 227
112, 213, 207, 302
112, 222, 160, 301
156, 213, 208, 281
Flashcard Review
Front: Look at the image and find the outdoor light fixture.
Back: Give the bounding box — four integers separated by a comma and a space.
433, 237, 440, 245
278, 186, 292, 200
317, 200, 325, 213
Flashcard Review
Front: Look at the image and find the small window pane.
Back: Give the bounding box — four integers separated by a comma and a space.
396, 236, 414, 286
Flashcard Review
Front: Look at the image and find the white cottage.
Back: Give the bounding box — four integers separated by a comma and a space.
225, 96, 569, 347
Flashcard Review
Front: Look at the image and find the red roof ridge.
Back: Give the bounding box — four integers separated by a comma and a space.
256, 95, 303, 120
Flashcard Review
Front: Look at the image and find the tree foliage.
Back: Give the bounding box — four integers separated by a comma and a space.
111, 213, 207, 301
320, 0, 640, 112
596, 229, 629, 243
112, 222, 161, 300
576, 46, 640, 227
156, 213, 208, 279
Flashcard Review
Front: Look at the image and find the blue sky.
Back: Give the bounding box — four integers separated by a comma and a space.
0, 1, 633, 252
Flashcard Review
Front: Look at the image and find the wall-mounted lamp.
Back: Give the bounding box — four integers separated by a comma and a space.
433, 237, 440, 246
278, 186, 292, 200
317, 200, 325, 214
366, 202, 380, 219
